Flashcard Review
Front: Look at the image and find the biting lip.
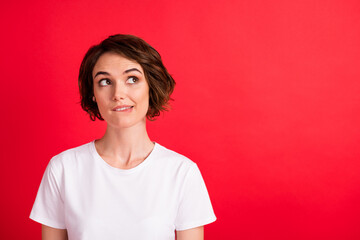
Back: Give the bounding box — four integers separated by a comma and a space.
113, 105, 134, 111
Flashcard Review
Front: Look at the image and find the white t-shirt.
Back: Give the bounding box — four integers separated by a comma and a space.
30, 140, 216, 239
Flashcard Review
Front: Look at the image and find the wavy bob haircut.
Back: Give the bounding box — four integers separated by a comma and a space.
78, 34, 175, 121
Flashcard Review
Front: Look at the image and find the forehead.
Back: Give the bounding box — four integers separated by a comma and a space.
92, 52, 143, 75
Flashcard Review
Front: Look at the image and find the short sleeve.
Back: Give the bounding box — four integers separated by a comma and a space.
29, 158, 66, 229
175, 163, 216, 231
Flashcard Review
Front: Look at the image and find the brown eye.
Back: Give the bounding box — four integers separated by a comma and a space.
99, 79, 111, 86
126, 76, 138, 84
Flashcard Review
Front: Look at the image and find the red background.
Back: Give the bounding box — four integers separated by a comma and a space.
1, 0, 360, 239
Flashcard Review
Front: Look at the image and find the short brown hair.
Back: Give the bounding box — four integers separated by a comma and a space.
78, 34, 175, 121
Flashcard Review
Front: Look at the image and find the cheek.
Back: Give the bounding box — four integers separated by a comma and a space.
96, 103, 107, 118
136, 86, 150, 105
139, 92, 150, 108
94, 96, 108, 115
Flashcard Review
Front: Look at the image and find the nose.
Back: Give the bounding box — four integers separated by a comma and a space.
112, 82, 126, 101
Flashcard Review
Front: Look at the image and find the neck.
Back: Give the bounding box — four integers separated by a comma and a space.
94, 120, 154, 168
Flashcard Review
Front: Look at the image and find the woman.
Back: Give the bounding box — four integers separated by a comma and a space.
30, 34, 216, 240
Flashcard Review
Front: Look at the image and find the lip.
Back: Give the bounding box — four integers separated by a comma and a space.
112, 105, 134, 112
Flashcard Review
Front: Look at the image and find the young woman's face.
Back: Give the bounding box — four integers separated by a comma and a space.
92, 52, 149, 129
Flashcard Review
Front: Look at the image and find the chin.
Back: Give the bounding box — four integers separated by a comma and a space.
108, 118, 146, 129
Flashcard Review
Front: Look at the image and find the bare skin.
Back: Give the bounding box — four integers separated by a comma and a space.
42, 225, 67, 240
177, 226, 204, 240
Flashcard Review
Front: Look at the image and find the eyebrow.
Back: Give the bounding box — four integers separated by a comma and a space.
124, 68, 143, 75
93, 68, 143, 78
94, 71, 110, 78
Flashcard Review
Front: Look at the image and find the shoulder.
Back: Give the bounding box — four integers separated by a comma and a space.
48, 141, 92, 171
155, 143, 195, 163
153, 143, 198, 172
